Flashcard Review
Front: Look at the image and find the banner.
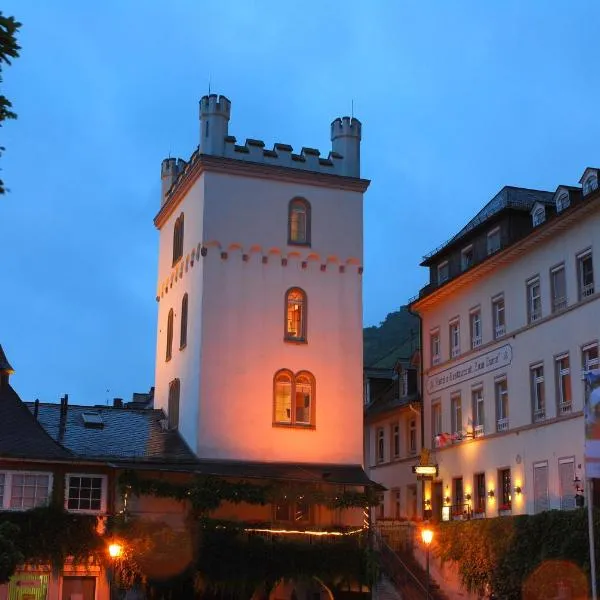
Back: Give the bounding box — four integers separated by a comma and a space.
585, 369, 600, 477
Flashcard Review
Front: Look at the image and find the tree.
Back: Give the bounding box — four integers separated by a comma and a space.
0, 521, 23, 584
0, 12, 21, 195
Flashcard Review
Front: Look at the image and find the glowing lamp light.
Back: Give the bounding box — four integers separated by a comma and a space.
108, 543, 123, 559
421, 528, 434, 546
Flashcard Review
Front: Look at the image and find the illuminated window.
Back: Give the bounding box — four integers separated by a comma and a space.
285, 288, 307, 342
273, 370, 314, 427
172, 213, 184, 265
499, 468, 511, 510
288, 198, 311, 245
180, 294, 188, 349
168, 378, 180, 430
166, 309, 174, 361
274, 499, 310, 523
10, 473, 50, 510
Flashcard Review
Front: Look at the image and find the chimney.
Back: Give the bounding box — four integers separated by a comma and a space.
113, 398, 123, 408
33, 399, 39, 420
59, 394, 69, 441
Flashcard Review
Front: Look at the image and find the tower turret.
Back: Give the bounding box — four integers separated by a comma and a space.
0, 344, 14, 388
161, 158, 178, 206
199, 94, 231, 156
330, 117, 362, 177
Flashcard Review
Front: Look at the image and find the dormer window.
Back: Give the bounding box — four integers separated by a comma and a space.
438, 261, 449, 284
556, 193, 570, 212
461, 246, 473, 271
532, 206, 546, 227
584, 174, 598, 196
487, 228, 501, 255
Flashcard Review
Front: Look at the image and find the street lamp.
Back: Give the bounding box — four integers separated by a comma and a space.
107, 541, 123, 600
421, 528, 434, 600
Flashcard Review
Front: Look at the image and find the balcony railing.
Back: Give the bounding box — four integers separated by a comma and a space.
432, 354, 440, 366
552, 296, 567, 312
474, 424, 484, 438
471, 336, 482, 349
581, 282, 595, 299
495, 324, 506, 338
451, 347, 460, 358
559, 401, 572, 415
533, 408, 546, 422
497, 417, 509, 432
529, 309, 542, 323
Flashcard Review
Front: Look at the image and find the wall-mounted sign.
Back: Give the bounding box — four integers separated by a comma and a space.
427, 344, 513, 394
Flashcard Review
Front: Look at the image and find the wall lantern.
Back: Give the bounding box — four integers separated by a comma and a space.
488, 489, 495, 498
444, 495, 451, 504
424, 498, 431, 507
465, 493, 471, 501
514, 486, 522, 495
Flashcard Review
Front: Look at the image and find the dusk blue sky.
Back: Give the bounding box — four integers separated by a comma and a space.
2, 2, 599, 404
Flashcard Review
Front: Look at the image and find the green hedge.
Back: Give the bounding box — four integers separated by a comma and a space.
435, 509, 599, 599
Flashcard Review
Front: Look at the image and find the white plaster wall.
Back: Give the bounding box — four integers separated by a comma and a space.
416, 208, 600, 515
154, 176, 206, 453
155, 169, 364, 464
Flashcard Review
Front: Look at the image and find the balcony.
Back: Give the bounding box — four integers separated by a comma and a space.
581, 282, 595, 299
471, 336, 482, 349
432, 354, 440, 366
552, 296, 567, 312
559, 401, 572, 415
495, 324, 506, 338
533, 408, 546, 423
451, 347, 460, 359
529, 309, 542, 323
474, 424, 484, 438
497, 417, 509, 432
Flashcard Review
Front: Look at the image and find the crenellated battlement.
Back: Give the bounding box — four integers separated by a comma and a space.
161, 94, 363, 204
199, 94, 231, 118
331, 116, 362, 141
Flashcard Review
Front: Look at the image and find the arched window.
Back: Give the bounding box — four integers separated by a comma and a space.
285, 288, 307, 341
556, 193, 570, 212
532, 206, 545, 227
166, 308, 174, 361
172, 213, 184, 265
288, 198, 311, 245
584, 175, 598, 196
273, 370, 315, 427
180, 294, 188, 349
168, 378, 180, 430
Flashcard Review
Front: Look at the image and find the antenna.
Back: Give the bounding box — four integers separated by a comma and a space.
351, 99, 354, 119
208, 76, 211, 96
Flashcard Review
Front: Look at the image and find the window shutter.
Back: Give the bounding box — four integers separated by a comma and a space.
559, 461, 575, 510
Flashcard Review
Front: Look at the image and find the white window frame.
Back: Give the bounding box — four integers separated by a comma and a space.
408, 418, 417, 455
556, 192, 570, 212
533, 461, 549, 514
527, 276, 542, 323
550, 264, 567, 312
495, 377, 509, 431
64, 473, 108, 514
449, 319, 460, 359
492, 294, 506, 339
461, 245, 474, 271
532, 206, 545, 226
376, 428, 385, 464
555, 353, 571, 415
451, 393, 462, 437
472, 386, 485, 436
0, 471, 53, 511
487, 227, 501, 255
531, 363, 545, 422
470, 308, 482, 349
431, 401, 442, 438
430, 329, 441, 366
583, 174, 598, 195
558, 457, 576, 510
577, 250, 594, 300
582, 342, 599, 372
438, 261, 449, 284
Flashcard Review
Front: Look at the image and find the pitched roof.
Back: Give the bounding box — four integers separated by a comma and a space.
27, 402, 196, 462
0, 345, 14, 374
0, 383, 71, 461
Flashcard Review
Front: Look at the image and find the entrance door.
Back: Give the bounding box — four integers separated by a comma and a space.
432, 481, 443, 522
61, 576, 96, 600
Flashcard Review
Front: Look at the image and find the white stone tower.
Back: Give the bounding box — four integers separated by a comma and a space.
153, 94, 368, 465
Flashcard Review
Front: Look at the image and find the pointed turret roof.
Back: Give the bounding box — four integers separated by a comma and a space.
0, 344, 14, 374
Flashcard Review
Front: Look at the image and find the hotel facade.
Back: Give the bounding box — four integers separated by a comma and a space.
411, 168, 599, 520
